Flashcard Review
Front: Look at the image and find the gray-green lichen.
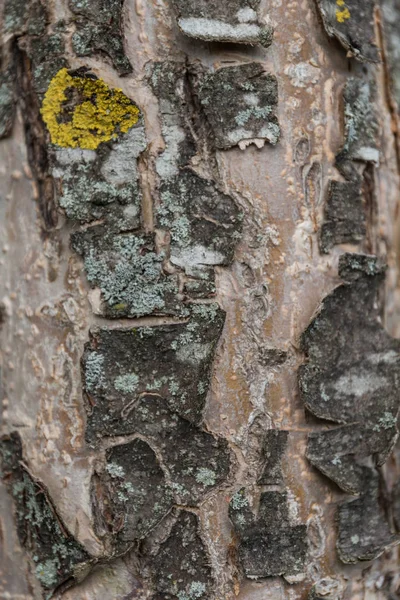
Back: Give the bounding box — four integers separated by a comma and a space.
197, 62, 280, 149
72, 230, 182, 318
0, 432, 92, 593
170, 0, 273, 47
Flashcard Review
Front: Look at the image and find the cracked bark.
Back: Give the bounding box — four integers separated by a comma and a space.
1, 1, 400, 599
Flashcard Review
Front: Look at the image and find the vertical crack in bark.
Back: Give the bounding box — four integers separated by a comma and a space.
15, 46, 57, 234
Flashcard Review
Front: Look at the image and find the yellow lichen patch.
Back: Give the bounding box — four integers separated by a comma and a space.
336, 0, 350, 23
40, 68, 140, 150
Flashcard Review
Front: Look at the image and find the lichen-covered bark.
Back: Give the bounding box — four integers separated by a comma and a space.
1, 0, 400, 599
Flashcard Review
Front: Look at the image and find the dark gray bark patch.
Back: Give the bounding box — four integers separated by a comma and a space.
157, 169, 242, 270
315, 0, 379, 63
83, 304, 225, 431
299, 253, 400, 495
229, 489, 307, 578
71, 230, 183, 318
169, 0, 273, 47
69, 0, 132, 75
148, 511, 212, 599
319, 180, 365, 253
197, 63, 280, 150
91, 438, 174, 550
258, 430, 289, 485
0, 432, 92, 593
337, 469, 399, 563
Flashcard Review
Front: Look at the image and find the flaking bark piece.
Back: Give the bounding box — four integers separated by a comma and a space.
91, 438, 174, 551
258, 430, 288, 485
83, 304, 225, 431
319, 180, 365, 253
0, 432, 92, 594
337, 469, 399, 563
229, 489, 307, 578
156, 169, 242, 270
150, 62, 197, 179
300, 253, 400, 494
91, 394, 231, 505
335, 78, 380, 179
148, 511, 212, 599
315, 0, 379, 63
69, 0, 132, 75
170, 0, 273, 47
197, 63, 280, 150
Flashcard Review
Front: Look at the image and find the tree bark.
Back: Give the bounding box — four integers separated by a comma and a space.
1, 0, 400, 599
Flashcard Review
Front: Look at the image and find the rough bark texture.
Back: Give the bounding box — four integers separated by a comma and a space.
1, 0, 400, 599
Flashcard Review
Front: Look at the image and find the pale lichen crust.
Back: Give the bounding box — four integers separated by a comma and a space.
69, 0, 132, 75
300, 253, 400, 562
315, 0, 379, 62
197, 62, 280, 150
170, 0, 273, 47
0, 432, 92, 594
229, 489, 307, 578
41, 68, 140, 150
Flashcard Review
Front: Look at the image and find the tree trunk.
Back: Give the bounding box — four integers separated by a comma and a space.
1, 0, 400, 599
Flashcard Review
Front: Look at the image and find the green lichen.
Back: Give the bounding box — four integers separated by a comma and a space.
231, 490, 249, 510
79, 233, 179, 317
106, 463, 125, 478
234, 105, 272, 127
195, 468, 216, 487
373, 412, 397, 431
84, 351, 105, 392
177, 581, 207, 600
114, 373, 139, 394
